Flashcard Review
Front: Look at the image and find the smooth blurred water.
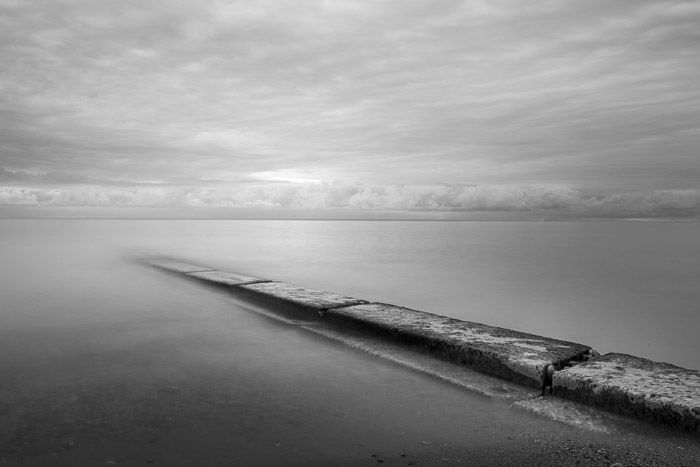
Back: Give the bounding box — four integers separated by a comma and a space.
1, 218, 698, 369
2, 218, 700, 463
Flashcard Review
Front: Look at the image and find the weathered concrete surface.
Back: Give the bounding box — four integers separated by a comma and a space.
150, 260, 214, 274
147, 259, 699, 430
328, 303, 591, 388
239, 281, 368, 312
553, 353, 700, 431
187, 270, 267, 286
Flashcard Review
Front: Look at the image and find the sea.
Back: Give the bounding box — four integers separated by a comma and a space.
2, 216, 699, 463
2, 217, 698, 369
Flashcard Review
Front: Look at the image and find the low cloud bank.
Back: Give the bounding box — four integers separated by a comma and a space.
0, 183, 698, 217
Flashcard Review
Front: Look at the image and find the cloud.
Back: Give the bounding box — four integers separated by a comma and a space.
1, 181, 698, 217
1, 1, 698, 188
0, 165, 161, 186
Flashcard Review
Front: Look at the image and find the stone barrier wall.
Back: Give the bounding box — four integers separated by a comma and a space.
149, 258, 699, 431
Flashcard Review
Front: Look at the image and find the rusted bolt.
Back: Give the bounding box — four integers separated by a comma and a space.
542, 364, 555, 395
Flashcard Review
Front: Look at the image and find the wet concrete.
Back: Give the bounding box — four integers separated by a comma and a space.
239, 281, 368, 312
554, 353, 700, 431
150, 260, 214, 274
328, 303, 590, 389
186, 270, 268, 286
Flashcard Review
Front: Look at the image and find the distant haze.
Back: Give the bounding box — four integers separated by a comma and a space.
1, 1, 698, 217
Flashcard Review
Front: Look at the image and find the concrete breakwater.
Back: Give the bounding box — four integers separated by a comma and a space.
148, 258, 699, 431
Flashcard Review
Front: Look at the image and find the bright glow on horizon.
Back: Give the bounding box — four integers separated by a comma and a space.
248, 170, 328, 184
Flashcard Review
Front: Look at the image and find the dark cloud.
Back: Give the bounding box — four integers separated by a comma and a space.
1, 0, 698, 214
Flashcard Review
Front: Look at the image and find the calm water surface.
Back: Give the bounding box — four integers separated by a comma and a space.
2, 219, 698, 369
1, 218, 699, 464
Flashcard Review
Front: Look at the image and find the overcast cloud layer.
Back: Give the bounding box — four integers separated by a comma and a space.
1, 0, 699, 216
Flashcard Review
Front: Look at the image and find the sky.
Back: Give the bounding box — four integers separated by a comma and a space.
1, 0, 699, 216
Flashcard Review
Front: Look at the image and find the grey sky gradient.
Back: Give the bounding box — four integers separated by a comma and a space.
1, 0, 699, 215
